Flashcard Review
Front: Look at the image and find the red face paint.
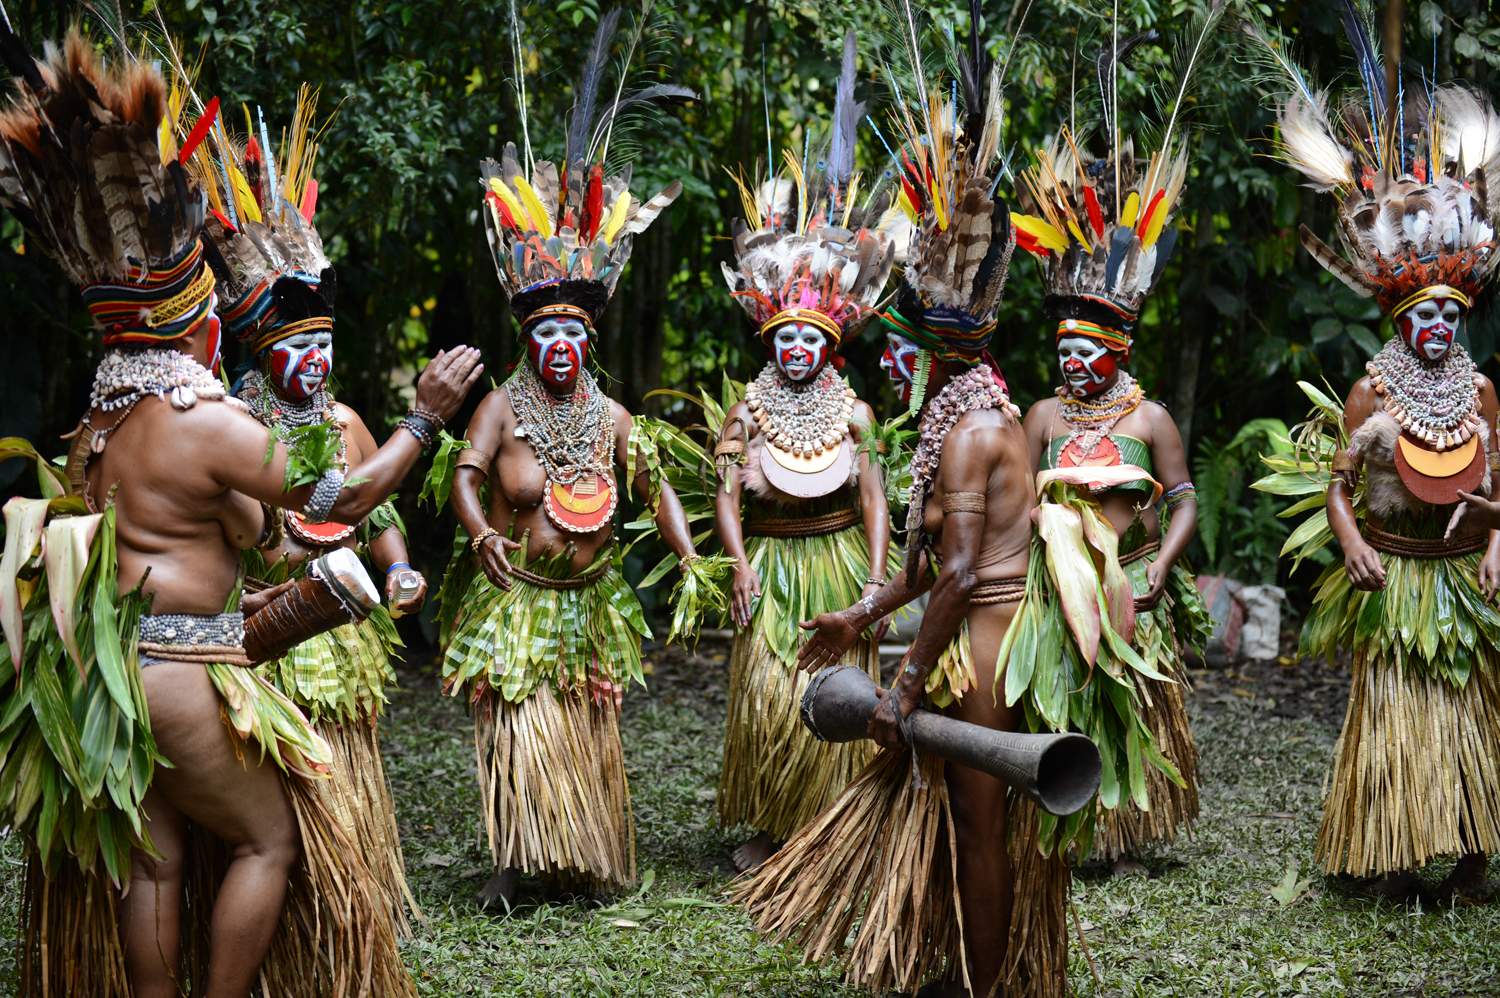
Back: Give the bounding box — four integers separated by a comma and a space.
267, 334, 333, 399
1398, 296, 1463, 362
1057, 335, 1117, 397
881, 333, 919, 404
527, 318, 591, 391
771, 322, 829, 382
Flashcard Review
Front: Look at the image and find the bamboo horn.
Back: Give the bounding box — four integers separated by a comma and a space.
801, 665, 1102, 817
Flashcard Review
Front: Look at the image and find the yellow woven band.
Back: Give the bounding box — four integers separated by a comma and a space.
145, 262, 216, 329
251, 316, 334, 354
1055, 318, 1131, 354
1389, 284, 1472, 318
521, 303, 596, 332
759, 307, 844, 344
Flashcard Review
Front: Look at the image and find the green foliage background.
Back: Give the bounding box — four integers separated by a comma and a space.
3, 0, 1499, 628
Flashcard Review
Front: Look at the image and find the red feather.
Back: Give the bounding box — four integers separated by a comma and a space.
299, 178, 318, 222
243, 135, 265, 211
1136, 189, 1165, 237
486, 191, 519, 231
210, 207, 236, 233
178, 96, 220, 163
1083, 186, 1105, 240
584, 165, 604, 241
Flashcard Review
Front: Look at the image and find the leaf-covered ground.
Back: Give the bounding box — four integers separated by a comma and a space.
4, 640, 1500, 996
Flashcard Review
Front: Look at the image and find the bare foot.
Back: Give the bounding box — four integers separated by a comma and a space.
477, 867, 520, 912
1111, 856, 1149, 876
1364, 869, 1420, 902
731, 831, 780, 873
1431, 853, 1490, 904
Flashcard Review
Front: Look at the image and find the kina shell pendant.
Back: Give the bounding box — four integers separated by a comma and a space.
761, 437, 853, 498
543, 472, 618, 533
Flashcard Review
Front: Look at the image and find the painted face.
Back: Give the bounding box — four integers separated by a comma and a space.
267, 329, 333, 399
527, 318, 590, 391
1057, 335, 1118, 397
1398, 296, 1463, 362
771, 322, 829, 382
880, 333, 921, 405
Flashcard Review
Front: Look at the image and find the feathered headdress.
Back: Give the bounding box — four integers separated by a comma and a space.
719, 30, 898, 353
1013, 6, 1226, 357
877, 0, 1016, 370
481, 5, 695, 334
158, 41, 337, 358
1246, 2, 1498, 315
0, 27, 212, 346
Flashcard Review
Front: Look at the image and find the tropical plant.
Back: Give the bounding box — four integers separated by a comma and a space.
1192, 416, 1294, 583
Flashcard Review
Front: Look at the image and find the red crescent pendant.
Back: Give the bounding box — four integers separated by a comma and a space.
286, 509, 358, 546
542, 473, 617, 533
1059, 435, 1122, 469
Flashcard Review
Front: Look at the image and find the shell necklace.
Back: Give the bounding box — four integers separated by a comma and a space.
744, 364, 854, 458
1056, 372, 1142, 459
508, 361, 617, 533
903, 363, 1018, 581
238, 369, 338, 433
1367, 339, 1482, 451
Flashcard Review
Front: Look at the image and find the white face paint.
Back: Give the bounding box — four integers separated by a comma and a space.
267, 329, 334, 399
1400, 297, 1463, 362
1057, 335, 1115, 397
772, 323, 829, 382
526, 317, 590, 390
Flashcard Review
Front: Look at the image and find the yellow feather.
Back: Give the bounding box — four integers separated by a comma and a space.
1120, 191, 1141, 228
898, 188, 919, 226
1142, 194, 1169, 248
603, 190, 632, 244
1067, 218, 1090, 247
229, 162, 262, 224
928, 176, 948, 231
513, 176, 554, 238
1011, 213, 1068, 254
488, 178, 530, 230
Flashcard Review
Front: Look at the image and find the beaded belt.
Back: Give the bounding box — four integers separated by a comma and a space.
1119, 540, 1161, 566
507, 563, 611, 591
138, 611, 252, 665
1362, 524, 1489, 559
971, 577, 1027, 605
744, 507, 861, 539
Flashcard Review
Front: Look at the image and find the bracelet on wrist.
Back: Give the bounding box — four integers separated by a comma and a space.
864, 576, 884, 587
471, 527, 500, 554
386, 562, 413, 575
407, 406, 446, 430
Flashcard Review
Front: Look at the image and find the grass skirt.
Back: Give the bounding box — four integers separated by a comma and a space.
19, 661, 415, 997
259, 608, 420, 935
443, 553, 648, 891
1092, 557, 1208, 860
718, 523, 881, 841
1301, 523, 1500, 876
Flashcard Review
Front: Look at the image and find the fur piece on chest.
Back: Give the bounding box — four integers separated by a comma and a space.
740, 433, 859, 504
1348, 409, 1491, 521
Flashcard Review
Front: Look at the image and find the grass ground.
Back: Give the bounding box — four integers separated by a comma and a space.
4, 639, 1500, 996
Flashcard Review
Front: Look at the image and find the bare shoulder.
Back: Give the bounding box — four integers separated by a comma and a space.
1138, 399, 1182, 440
608, 397, 633, 430
1023, 395, 1058, 427
334, 401, 370, 433
849, 398, 876, 426
1343, 375, 1381, 431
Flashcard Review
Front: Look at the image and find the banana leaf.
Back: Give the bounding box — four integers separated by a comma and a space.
1, 497, 49, 668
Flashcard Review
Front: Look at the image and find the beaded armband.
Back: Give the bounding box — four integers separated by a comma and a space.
941, 491, 987, 515
303, 468, 345, 524
1162, 481, 1196, 512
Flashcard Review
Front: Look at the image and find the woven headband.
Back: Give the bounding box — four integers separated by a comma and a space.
879, 306, 994, 366
758, 307, 844, 345
1056, 318, 1131, 360
1389, 284, 1473, 318
220, 277, 274, 340
82, 243, 216, 346
521, 303, 596, 335
251, 316, 334, 354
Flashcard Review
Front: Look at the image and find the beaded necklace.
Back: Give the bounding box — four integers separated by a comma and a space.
508, 361, 618, 533
239, 369, 338, 433
1056, 372, 1142, 459
1367, 339, 1482, 451
903, 364, 1019, 581
744, 364, 854, 458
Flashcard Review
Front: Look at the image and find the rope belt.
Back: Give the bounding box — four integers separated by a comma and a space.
138, 611, 253, 666
971, 577, 1027, 605
1362, 524, 1489, 558
508, 562, 611, 590
1119, 540, 1162, 566
744, 507, 861, 538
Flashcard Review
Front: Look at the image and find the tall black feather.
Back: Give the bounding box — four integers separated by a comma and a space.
0, 2, 45, 95
1336, 0, 1386, 127
830, 30, 859, 184
588, 84, 699, 151
565, 6, 623, 168
1095, 30, 1158, 138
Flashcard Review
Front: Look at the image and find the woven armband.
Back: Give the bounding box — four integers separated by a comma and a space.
1331, 448, 1355, 473
713, 439, 745, 458
1162, 481, 1196, 511
941, 491, 987, 515
1489, 447, 1500, 472
456, 447, 492, 473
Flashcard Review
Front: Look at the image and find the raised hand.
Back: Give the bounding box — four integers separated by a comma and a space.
796, 610, 861, 673
414, 347, 486, 424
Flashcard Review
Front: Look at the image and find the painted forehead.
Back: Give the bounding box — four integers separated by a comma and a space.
529, 317, 590, 337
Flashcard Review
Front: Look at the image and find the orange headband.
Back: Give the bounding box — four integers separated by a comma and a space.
521, 303, 596, 333
758, 307, 844, 344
